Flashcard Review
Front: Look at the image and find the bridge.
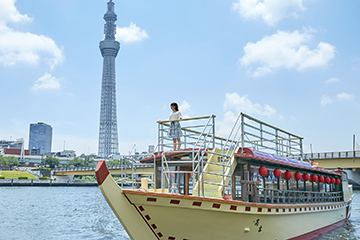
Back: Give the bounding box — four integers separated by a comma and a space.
53, 163, 154, 176
291, 150, 360, 187
300, 150, 360, 169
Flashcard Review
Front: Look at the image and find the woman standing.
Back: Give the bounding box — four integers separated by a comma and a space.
168, 102, 182, 150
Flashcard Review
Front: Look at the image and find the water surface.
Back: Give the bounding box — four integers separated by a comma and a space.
0, 187, 359, 239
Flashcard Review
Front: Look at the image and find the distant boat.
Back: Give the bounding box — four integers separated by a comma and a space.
96, 113, 353, 240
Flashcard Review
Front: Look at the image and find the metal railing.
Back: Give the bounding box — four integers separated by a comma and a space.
53, 163, 153, 173
158, 115, 218, 192
158, 113, 306, 198
114, 154, 156, 190
157, 115, 236, 152
197, 112, 244, 197
238, 180, 343, 203
287, 150, 360, 160
54, 155, 156, 189
306, 151, 360, 159
240, 113, 303, 157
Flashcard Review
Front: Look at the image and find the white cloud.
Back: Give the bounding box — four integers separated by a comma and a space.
0, 29, 64, 69
116, 22, 148, 44
320, 92, 354, 106
179, 100, 191, 113
0, 0, 31, 29
336, 92, 354, 100
325, 77, 340, 84
224, 92, 279, 118
232, 0, 306, 26
31, 72, 61, 91
320, 95, 332, 106
0, 1, 64, 70
218, 93, 284, 139
239, 30, 335, 76
217, 111, 237, 137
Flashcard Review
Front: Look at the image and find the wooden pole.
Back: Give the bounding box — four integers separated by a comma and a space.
184, 173, 189, 195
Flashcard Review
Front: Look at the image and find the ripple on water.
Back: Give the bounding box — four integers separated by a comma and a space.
0, 187, 130, 240
0, 187, 359, 240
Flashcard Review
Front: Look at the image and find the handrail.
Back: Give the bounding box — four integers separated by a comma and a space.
288, 150, 360, 160
157, 115, 215, 124
240, 112, 303, 157
161, 153, 171, 190
241, 112, 303, 140
154, 112, 307, 198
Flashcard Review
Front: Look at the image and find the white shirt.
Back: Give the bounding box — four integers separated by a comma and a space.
169, 111, 181, 121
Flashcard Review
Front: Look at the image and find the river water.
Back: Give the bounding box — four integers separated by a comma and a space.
0, 187, 359, 240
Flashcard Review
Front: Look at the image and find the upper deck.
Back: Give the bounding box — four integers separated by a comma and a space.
119, 113, 347, 204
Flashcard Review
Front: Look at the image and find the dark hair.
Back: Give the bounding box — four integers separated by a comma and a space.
170, 102, 179, 111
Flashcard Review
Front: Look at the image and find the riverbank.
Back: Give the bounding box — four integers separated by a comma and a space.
0, 179, 98, 187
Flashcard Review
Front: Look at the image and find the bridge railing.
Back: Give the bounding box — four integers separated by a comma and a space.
288, 150, 360, 160
53, 163, 154, 172
53, 166, 97, 172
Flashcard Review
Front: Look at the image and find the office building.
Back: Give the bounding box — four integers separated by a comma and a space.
29, 122, 52, 154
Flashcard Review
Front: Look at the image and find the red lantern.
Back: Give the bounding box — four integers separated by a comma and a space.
310, 175, 318, 182
284, 170, 293, 179
335, 179, 341, 185
294, 172, 302, 180
324, 177, 330, 183
223, 194, 231, 200
330, 178, 335, 184
273, 169, 282, 178
318, 176, 324, 182
302, 173, 310, 181
259, 167, 267, 176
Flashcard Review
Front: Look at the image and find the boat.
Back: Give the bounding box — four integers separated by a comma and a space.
95, 113, 353, 240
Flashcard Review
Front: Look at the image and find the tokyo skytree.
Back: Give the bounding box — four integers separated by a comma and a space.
98, 0, 120, 158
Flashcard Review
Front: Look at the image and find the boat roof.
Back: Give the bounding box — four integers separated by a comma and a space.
236, 148, 341, 176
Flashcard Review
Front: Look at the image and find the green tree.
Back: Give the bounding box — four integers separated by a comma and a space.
42, 156, 60, 168
0, 155, 6, 166
107, 158, 132, 166
5, 156, 19, 168
0, 155, 7, 166
67, 157, 83, 167
107, 159, 121, 166
67, 157, 95, 167
84, 156, 95, 166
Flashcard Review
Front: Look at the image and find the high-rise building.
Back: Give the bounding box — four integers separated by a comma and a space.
29, 122, 52, 154
98, 0, 120, 158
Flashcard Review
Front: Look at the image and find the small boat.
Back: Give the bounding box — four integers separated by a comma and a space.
96, 113, 353, 240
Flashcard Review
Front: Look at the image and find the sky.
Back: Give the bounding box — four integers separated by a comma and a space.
0, 0, 360, 156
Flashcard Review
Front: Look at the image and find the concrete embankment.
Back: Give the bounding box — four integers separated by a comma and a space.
0, 179, 98, 187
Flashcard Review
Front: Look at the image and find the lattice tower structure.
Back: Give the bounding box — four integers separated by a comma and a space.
98, 0, 120, 158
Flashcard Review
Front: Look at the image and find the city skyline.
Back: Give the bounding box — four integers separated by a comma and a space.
0, 1, 360, 155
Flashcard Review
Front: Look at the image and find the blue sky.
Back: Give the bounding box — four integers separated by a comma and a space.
1, 0, 359, 155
